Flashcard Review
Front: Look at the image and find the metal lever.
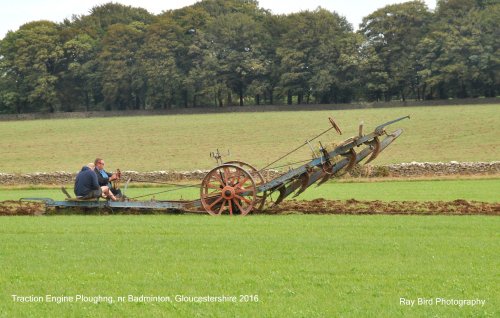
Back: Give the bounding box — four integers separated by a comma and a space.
329, 117, 343, 135
210, 149, 230, 165
374, 115, 410, 135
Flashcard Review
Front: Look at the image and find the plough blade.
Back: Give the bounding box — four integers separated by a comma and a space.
354, 128, 403, 166
365, 136, 381, 164
272, 184, 288, 207
293, 128, 403, 194
299, 171, 311, 193
294, 169, 320, 197
317, 128, 403, 185
343, 148, 358, 173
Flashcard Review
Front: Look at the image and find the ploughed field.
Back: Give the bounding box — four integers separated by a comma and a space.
1, 198, 499, 216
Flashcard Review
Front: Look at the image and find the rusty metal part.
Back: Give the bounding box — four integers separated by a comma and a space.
329, 117, 343, 135
112, 168, 122, 190
321, 160, 333, 175
365, 136, 381, 164
344, 148, 357, 172
298, 170, 311, 193
322, 148, 357, 180
358, 121, 364, 137
316, 129, 403, 186
317, 163, 337, 186
375, 115, 409, 135
273, 184, 289, 207
293, 170, 314, 197
200, 164, 257, 216
317, 147, 363, 186
319, 141, 333, 176
61, 187, 71, 199
224, 160, 266, 211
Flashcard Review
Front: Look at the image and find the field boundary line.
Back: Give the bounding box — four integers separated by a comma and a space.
0, 98, 498, 122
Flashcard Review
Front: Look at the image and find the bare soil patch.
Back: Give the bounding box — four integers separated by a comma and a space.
269, 199, 500, 216
0, 201, 46, 216
1, 199, 498, 216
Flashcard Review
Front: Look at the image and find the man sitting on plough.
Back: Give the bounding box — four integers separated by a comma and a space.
74, 163, 117, 201
94, 158, 122, 198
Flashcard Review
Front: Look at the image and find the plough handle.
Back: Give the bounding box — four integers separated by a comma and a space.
375, 115, 410, 134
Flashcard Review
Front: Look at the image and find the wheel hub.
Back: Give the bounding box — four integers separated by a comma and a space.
221, 186, 235, 199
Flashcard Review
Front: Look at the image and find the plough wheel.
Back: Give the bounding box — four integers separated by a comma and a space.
224, 161, 266, 212
200, 164, 257, 216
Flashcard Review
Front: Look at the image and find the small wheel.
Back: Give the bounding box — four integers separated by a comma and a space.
224, 160, 266, 212
200, 164, 257, 216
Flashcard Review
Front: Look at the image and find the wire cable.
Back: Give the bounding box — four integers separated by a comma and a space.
258, 125, 335, 172
129, 184, 197, 200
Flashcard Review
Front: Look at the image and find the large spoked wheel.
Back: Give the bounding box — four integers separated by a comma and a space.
200, 164, 257, 216
224, 161, 266, 212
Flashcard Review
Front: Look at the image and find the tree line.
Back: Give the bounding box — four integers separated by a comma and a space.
0, 0, 498, 113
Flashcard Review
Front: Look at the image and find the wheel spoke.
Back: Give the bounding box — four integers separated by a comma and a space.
209, 196, 223, 209
222, 167, 230, 184
235, 194, 251, 204
207, 188, 221, 194
232, 174, 241, 186
206, 183, 220, 189
213, 173, 225, 186
207, 188, 220, 196
233, 199, 245, 213
230, 170, 241, 186
218, 200, 227, 215
235, 187, 253, 194
228, 200, 233, 216
236, 177, 250, 189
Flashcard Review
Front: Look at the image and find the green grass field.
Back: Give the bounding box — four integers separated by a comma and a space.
0, 215, 498, 317
1, 178, 498, 202
0, 104, 498, 173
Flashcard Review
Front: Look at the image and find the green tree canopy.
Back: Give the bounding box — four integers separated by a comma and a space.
0, 0, 498, 114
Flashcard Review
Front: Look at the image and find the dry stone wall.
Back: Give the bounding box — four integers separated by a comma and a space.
0, 162, 498, 185
384, 161, 500, 177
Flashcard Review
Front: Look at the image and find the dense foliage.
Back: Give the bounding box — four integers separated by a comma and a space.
0, 0, 498, 113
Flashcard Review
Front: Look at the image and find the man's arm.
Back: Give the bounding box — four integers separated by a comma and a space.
105, 170, 117, 181
91, 171, 100, 190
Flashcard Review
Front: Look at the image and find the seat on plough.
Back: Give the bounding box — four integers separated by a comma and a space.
61, 186, 99, 202
65, 197, 99, 202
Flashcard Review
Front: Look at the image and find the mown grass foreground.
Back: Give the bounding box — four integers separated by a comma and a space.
1, 215, 498, 317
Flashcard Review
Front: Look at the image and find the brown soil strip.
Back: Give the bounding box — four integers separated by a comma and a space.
1, 199, 498, 216
0, 201, 46, 216
269, 199, 500, 216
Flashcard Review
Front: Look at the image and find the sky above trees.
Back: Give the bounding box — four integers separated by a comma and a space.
0, 0, 437, 38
